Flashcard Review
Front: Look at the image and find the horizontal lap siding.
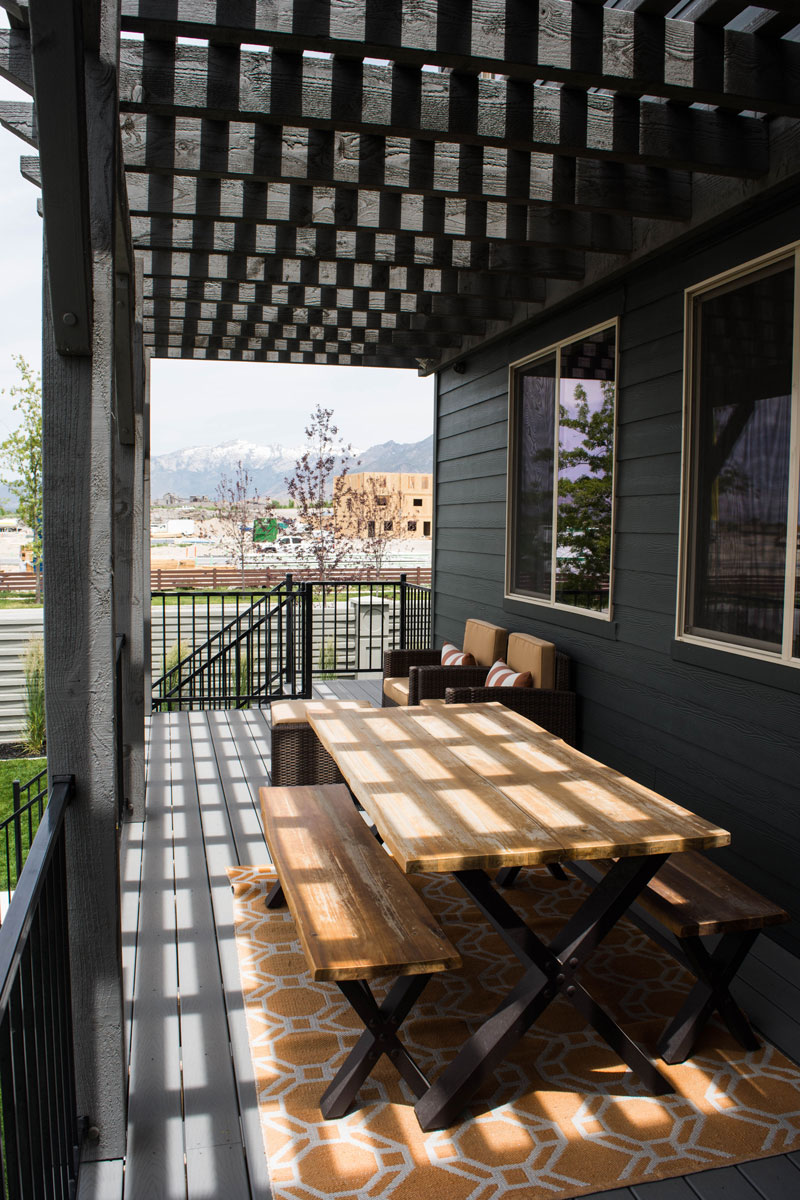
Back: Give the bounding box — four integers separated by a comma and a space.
433, 200, 800, 955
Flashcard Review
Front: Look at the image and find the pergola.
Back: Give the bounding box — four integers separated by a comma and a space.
0, 0, 799, 1175
3, 2, 800, 375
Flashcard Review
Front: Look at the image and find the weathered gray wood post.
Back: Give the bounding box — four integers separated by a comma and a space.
36, 0, 128, 1161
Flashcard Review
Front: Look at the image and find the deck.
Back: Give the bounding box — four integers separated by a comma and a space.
87, 678, 800, 1199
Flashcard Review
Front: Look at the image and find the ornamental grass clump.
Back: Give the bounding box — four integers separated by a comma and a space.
23, 636, 46, 755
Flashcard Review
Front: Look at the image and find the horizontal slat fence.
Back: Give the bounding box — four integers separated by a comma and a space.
0, 565, 431, 593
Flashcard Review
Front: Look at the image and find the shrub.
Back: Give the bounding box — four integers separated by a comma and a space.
23, 637, 46, 754
163, 640, 190, 711
318, 639, 337, 680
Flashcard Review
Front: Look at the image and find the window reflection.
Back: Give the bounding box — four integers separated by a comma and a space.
556, 331, 616, 612
688, 264, 794, 649
512, 355, 555, 600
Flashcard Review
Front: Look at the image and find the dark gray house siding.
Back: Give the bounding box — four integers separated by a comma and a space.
433, 196, 800, 956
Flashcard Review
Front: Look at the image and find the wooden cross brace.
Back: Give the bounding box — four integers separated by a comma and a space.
415, 856, 673, 1132
321, 975, 432, 1119
658, 930, 761, 1065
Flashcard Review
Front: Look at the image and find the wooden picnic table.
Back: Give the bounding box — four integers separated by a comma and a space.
307, 701, 730, 1130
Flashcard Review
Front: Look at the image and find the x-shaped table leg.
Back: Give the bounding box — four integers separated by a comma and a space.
415, 855, 673, 1131
321, 974, 432, 1119
658, 930, 760, 1064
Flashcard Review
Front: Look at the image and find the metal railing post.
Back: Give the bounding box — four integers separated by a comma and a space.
399, 572, 408, 650
302, 581, 314, 698
12, 780, 22, 883
284, 573, 294, 685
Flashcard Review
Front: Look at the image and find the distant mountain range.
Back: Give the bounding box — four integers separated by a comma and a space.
151, 435, 433, 502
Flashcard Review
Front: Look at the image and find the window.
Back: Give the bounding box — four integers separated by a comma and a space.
384, 520, 393, 531
407, 520, 417, 531
423, 521, 431, 536
367, 520, 375, 537
506, 322, 617, 616
376, 497, 388, 507
413, 498, 423, 507
680, 250, 800, 663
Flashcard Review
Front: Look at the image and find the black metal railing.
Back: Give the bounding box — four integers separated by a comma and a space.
0, 765, 49, 907
151, 577, 312, 710
401, 577, 433, 651
0, 775, 82, 1199
151, 574, 431, 709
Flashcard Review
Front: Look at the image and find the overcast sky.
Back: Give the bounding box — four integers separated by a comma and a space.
0, 17, 434, 456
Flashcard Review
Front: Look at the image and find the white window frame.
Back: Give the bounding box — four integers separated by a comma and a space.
676, 241, 800, 666
505, 318, 619, 620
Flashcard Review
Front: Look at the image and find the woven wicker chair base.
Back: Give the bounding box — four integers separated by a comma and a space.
270, 721, 347, 787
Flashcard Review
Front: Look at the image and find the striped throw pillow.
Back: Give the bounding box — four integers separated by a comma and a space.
486, 659, 532, 688
441, 642, 476, 667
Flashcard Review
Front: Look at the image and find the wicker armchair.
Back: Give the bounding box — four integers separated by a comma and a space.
444, 650, 577, 745
382, 620, 508, 707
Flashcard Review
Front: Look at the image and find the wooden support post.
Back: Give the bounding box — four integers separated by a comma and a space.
115, 256, 147, 821
40, 0, 127, 1162
142, 345, 152, 718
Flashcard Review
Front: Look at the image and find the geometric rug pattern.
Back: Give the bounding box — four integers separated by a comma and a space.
229, 864, 800, 1200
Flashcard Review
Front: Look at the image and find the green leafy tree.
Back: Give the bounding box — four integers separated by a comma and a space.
0, 357, 43, 602
556, 380, 614, 608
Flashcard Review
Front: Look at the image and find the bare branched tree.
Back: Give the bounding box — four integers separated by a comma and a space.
215, 461, 266, 587
285, 405, 359, 580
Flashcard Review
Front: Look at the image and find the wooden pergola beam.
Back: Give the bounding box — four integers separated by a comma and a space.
28, 1, 92, 356
143, 273, 542, 316
132, 220, 586, 281
145, 302, 489, 336
121, 113, 693, 221
118, 39, 768, 178
144, 300, 490, 336
24, 156, 630, 259
145, 317, 470, 351
151, 342, 423, 369
146, 329, 449, 356
142, 268, 547, 305
125, 172, 633, 254
0, 99, 36, 146
118, 0, 800, 118
0, 28, 33, 92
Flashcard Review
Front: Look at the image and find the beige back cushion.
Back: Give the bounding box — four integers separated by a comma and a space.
462, 620, 508, 667
506, 633, 556, 689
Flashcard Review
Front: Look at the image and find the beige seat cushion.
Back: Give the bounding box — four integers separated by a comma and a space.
418, 697, 447, 708
506, 633, 556, 690
462, 619, 508, 667
383, 677, 411, 706
271, 698, 372, 725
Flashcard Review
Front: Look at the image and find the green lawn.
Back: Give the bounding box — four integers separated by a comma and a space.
0, 757, 47, 893
0, 593, 41, 609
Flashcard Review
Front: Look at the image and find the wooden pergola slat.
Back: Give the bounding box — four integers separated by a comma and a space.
119, 0, 800, 118
117, 39, 768, 177
120, 113, 693, 221
7, 0, 799, 374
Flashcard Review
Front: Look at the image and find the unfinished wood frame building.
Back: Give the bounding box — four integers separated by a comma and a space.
1, 0, 800, 1193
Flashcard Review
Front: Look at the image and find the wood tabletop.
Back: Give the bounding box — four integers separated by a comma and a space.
307, 703, 730, 874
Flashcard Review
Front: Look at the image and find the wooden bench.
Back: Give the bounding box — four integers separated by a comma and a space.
258, 783, 461, 1117
563, 851, 788, 1064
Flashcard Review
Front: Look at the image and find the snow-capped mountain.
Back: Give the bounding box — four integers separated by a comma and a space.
151, 435, 433, 501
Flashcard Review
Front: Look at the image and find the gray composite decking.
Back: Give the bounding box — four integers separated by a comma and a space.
87, 678, 800, 1199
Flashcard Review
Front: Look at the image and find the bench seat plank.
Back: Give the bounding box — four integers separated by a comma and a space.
258, 784, 461, 982
593, 851, 788, 938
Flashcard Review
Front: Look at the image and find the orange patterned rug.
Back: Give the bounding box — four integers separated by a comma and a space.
228, 865, 800, 1200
